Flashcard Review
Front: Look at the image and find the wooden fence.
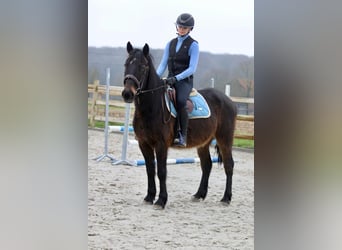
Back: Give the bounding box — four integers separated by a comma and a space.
88, 81, 254, 140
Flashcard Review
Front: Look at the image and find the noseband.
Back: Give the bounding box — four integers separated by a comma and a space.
124, 74, 142, 92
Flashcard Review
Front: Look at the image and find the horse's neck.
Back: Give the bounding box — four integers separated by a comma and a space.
147, 64, 160, 89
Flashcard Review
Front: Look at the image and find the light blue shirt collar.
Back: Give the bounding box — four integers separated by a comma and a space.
176, 34, 190, 52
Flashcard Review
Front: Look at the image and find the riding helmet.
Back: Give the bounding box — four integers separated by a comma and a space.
176, 13, 195, 30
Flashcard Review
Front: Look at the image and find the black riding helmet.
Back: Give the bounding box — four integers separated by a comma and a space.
176, 13, 195, 30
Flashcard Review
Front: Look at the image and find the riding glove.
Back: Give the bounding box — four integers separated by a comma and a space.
165, 76, 177, 86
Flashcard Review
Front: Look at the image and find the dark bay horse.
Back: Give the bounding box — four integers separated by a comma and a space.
122, 42, 237, 209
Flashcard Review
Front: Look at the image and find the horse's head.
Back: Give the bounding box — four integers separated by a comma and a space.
122, 41, 150, 103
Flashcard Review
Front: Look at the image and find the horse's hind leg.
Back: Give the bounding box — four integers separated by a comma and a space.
222, 153, 234, 204
192, 143, 212, 201
217, 143, 234, 204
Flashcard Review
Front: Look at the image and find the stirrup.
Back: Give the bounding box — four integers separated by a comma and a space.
173, 133, 186, 147
173, 131, 180, 145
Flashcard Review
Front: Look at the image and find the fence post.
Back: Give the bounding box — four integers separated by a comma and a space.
89, 80, 99, 127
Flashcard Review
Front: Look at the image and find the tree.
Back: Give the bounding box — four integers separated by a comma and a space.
233, 58, 254, 97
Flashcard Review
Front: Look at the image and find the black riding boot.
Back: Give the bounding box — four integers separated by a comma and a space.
174, 108, 188, 147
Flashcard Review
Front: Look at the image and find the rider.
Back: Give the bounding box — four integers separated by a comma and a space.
156, 13, 199, 147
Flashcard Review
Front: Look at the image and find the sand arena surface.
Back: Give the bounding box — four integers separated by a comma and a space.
88, 129, 254, 249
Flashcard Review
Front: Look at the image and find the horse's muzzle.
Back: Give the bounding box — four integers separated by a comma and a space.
121, 88, 134, 103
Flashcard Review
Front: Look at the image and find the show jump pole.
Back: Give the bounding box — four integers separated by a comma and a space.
93, 68, 117, 162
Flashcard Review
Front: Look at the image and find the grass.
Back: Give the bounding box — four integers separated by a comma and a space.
89, 120, 254, 149
233, 138, 254, 149
88, 120, 123, 128
88, 102, 126, 110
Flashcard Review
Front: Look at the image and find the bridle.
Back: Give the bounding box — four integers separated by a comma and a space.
123, 53, 172, 123
123, 55, 166, 96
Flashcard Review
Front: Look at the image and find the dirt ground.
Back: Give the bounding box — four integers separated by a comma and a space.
88, 129, 254, 249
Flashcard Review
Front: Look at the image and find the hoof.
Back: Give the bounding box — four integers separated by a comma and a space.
154, 199, 166, 209
143, 195, 155, 204
153, 204, 165, 210
191, 195, 202, 202
220, 199, 231, 206
143, 200, 153, 205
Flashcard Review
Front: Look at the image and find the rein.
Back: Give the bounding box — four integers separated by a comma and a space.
136, 84, 166, 95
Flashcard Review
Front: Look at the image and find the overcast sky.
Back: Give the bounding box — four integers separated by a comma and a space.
88, 0, 254, 56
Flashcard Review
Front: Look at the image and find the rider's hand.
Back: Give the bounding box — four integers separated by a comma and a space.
164, 76, 177, 86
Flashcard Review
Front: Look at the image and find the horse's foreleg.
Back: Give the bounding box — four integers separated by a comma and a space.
154, 144, 168, 209
139, 142, 156, 204
193, 144, 212, 201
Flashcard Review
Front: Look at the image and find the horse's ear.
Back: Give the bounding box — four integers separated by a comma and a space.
143, 43, 149, 56
127, 41, 133, 53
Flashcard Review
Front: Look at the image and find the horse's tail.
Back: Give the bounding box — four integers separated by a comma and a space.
215, 145, 223, 165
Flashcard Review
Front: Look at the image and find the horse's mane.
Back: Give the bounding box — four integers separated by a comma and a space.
147, 51, 154, 63
145, 51, 155, 67
146, 53, 160, 83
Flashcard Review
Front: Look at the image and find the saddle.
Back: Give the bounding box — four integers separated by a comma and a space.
167, 88, 195, 113
165, 88, 211, 119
